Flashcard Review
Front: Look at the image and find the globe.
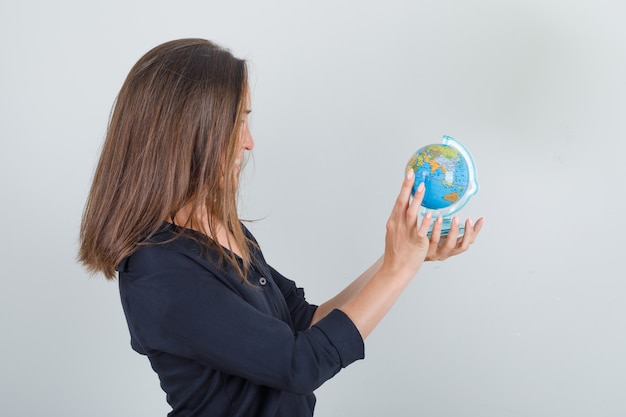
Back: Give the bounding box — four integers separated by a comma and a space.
406, 135, 479, 237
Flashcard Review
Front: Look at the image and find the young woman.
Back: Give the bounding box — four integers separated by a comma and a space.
79, 38, 483, 417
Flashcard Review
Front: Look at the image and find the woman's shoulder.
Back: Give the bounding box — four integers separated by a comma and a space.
118, 222, 208, 276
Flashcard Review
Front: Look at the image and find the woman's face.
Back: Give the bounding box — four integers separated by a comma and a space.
234, 90, 254, 175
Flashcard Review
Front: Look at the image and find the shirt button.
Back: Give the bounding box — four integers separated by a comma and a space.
259, 277, 267, 286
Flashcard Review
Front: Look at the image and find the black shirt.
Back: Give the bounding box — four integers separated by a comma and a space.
118, 223, 364, 416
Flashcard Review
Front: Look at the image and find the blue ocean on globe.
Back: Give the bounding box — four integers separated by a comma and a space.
407, 144, 470, 210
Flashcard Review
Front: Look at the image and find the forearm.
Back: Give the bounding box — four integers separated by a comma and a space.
327, 171, 430, 339
310, 255, 383, 327
339, 264, 416, 340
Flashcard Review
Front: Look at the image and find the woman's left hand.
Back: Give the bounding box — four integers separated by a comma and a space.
425, 216, 484, 261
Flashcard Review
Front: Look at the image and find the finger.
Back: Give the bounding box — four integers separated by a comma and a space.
442, 216, 460, 251
429, 215, 443, 244
417, 210, 432, 238
407, 181, 425, 224
425, 215, 443, 260
393, 169, 415, 215
473, 217, 485, 236
462, 217, 484, 246
456, 217, 474, 251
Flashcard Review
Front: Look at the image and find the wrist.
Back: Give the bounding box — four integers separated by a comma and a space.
378, 259, 421, 284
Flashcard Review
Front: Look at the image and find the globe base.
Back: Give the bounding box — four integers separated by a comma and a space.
427, 216, 465, 239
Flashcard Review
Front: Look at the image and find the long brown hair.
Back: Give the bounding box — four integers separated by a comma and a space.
79, 38, 254, 280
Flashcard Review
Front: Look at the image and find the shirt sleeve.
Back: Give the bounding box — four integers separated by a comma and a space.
120, 245, 364, 396
268, 265, 318, 332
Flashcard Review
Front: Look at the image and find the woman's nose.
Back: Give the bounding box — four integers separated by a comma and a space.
242, 129, 254, 151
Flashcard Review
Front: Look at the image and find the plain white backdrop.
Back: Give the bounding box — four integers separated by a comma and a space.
1, 0, 625, 416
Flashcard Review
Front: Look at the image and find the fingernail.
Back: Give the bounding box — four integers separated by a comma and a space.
417, 181, 424, 192
452, 215, 459, 225
406, 169, 414, 180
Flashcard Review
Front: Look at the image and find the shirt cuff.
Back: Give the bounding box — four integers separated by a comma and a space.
313, 309, 365, 367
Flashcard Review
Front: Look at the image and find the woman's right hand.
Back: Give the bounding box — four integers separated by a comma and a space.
339, 170, 483, 339
339, 170, 433, 339
380, 169, 433, 279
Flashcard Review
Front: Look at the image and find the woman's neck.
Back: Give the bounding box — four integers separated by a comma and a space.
168, 204, 243, 257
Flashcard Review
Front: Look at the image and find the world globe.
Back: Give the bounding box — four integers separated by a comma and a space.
406, 135, 479, 237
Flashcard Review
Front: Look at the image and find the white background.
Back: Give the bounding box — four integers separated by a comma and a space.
1, 0, 625, 416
